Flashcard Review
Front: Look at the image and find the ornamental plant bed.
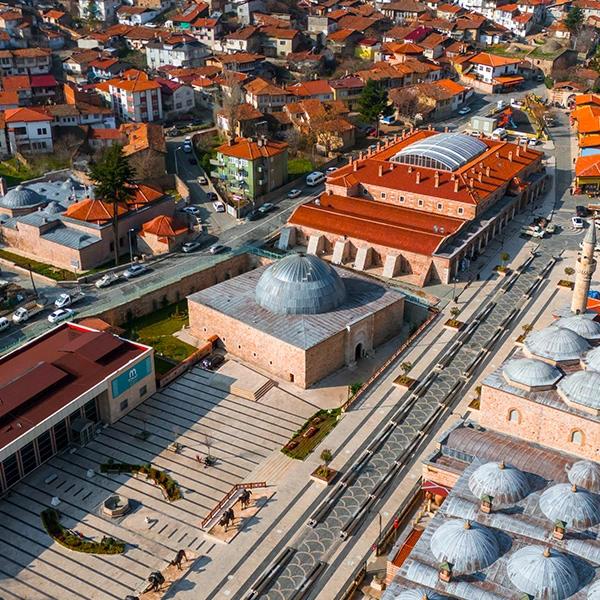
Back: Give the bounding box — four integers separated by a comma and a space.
281, 408, 342, 460
515, 334, 526, 345
493, 266, 511, 276
444, 319, 464, 330
100, 462, 182, 501
310, 466, 338, 485
557, 280, 574, 289
41, 508, 125, 554
392, 375, 416, 389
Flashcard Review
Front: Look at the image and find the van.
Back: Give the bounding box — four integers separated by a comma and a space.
306, 171, 325, 186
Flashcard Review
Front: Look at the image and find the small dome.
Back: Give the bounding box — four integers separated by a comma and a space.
588, 580, 600, 599
430, 519, 499, 574
524, 327, 590, 363
393, 590, 448, 600
507, 546, 579, 600
557, 315, 600, 341
557, 370, 600, 411
568, 461, 600, 493
60, 177, 74, 189
539, 483, 600, 528
469, 461, 531, 506
0, 185, 44, 209
503, 358, 562, 389
44, 200, 66, 214
582, 346, 600, 372
255, 253, 347, 315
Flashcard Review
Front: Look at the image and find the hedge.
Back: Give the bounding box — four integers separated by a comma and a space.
101, 461, 182, 501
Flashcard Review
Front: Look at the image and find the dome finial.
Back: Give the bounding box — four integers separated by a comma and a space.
543, 547, 551, 558
464, 520, 471, 529
498, 461, 505, 470
571, 484, 577, 493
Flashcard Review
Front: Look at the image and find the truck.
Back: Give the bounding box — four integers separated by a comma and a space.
12, 297, 48, 324
54, 291, 85, 309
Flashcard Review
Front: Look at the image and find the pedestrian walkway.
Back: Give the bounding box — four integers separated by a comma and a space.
0, 364, 313, 599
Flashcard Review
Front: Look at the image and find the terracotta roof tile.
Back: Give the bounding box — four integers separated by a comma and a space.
217, 137, 287, 160
4, 107, 49, 123
576, 154, 600, 177
470, 52, 522, 67
64, 198, 127, 223
142, 214, 187, 237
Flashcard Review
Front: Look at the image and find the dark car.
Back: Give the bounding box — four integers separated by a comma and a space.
576, 205, 588, 217
202, 354, 224, 370
206, 192, 217, 202
246, 209, 260, 221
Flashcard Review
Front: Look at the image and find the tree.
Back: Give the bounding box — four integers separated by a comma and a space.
320, 449, 333, 477
564, 266, 575, 277
218, 71, 244, 141
450, 306, 461, 319
89, 145, 136, 267
358, 79, 393, 133
203, 434, 214, 460
500, 252, 510, 266
389, 88, 429, 126
565, 6, 584, 32
84, 0, 101, 26
400, 361, 413, 375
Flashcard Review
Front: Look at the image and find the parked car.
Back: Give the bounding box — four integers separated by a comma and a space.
54, 292, 84, 309
258, 202, 274, 214
213, 201, 225, 213
183, 206, 201, 216
206, 192, 217, 201
197, 175, 207, 185
182, 136, 192, 153
182, 241, 202, 253
123, 264, 149, 279
208, 244, 226, 255
366, 127, 377, 137
0, 316, 10, 331
576, 205, 588, 217
326, 167, 337, 174
95, 272, 120, 288
379, 115, 396, 125
202, 353, 224, 370
245, 209, 260, 222
458, 106, 471, 115
572, 216, 585, 229
287, 188, 301, 199
48, 308, 75, 324
545, 222, 558, 234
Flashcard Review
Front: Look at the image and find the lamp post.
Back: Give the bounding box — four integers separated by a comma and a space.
452, 276, 459, 303
128, 228, 135, 263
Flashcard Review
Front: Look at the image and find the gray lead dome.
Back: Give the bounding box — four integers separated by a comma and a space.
524, 326, 590, 363
393, 590, 448, 600
0, 185, 44, 209
568, 460, 600, 493
468, 461, 531, 506
503, 358, 562, 389
539, 483, 600, 528
255, 254, 347, 315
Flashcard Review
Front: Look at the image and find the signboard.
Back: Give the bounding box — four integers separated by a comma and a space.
111, 357, 152, 398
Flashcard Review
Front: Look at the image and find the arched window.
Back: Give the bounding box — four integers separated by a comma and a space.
508, 409, 521, 424
570, 430, 584, 445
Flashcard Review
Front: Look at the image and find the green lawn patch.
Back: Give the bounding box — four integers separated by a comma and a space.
100, 461, 182, 501
282, 408, 342, 460
126, 301, 197, 364
288, 157, 314, 180
0, 249, 77, 281
42, 508, 125, 554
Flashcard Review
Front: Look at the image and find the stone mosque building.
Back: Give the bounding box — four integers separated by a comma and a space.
188, 253, 405, 388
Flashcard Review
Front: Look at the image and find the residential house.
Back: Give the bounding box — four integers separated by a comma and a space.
214, 137, 288, 201
221, 26, 262, 54
4, 107, 53, 154
288, 80, 334, 102
42, 9, 72, 26
167, 2, 208, 30
156, 77, 195, 118
330, 76, 364, 110
216, 103, 264, 137
418, 32, 448, 59
464, 52, 524, 93
102, 70, 163, 122
79, 0, 122, 23
211, 52, 265, 73
46, 102, 116, 129
88, 57, 128, 81
327, 28, 363, 56
285, 49, 333, 77
117, 6, 160, 25
260, 27, 301, 58
2, 74, 60, 105
63, 50, 101, 84
307, 15, 338, 43
146, 36, 210, 70
355, 38, 381, 60
244, 77, 293, 112
0, 89, 18, 110
380, 0, 428, 23
0, 49, 52, 76
191, 18, 223, 49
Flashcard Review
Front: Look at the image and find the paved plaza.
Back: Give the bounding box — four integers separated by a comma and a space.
0, 366, 315, 599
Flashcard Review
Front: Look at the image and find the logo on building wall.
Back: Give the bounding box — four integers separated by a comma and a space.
128, 368, 138, 383
111, 357, 152, 398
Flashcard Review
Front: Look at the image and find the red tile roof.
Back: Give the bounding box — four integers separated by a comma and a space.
575, 154, 600, 177
217, 137, 287, 160
470, 52, 522, 67
142, 214, 188, 237
4, 107, 49, 123
64, 198, 127, 223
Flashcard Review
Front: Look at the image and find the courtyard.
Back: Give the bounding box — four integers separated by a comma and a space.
0, 365, 316, 599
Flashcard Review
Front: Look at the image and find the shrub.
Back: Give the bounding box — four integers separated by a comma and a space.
100, 462, 181, 501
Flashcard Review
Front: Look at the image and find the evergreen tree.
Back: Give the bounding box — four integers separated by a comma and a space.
358, 79, 393, 134
89, 145, 136, 267
565, 6, 584, 32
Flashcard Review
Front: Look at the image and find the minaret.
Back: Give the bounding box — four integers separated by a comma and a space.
571, 223, 597, 314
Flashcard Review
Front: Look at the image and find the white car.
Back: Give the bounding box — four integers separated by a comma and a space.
183, 206, 201, 216
213, 201, 226, 213
182, 136, 192, 153
197, 175, 207, 185
48, 308, 75, 324
95, 272, 120, 288
572, 216, 585, 229
288, 189, 301, 199
208, 244, 226, 255
182, 241, 202, 253
123, 264, 149, 279
326, 167, 337, 174
0, 316, 9, 331
458, 106, 471, 115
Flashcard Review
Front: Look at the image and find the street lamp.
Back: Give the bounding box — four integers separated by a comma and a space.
452, 276, 459, 303
128, 228, 135, 263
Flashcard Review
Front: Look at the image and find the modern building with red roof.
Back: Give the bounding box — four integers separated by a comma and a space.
0, 323, 154, 493
284, 130, 546, 286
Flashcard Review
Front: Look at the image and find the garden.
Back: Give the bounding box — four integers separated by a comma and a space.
282, 408, 342, 460
100, 461, 182, 501
41, 508, 125, 554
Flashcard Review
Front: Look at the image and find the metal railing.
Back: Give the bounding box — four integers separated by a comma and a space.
201, 481, 266, 529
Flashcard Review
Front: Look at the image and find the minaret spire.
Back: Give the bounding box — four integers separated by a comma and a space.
571, 222, 597, 314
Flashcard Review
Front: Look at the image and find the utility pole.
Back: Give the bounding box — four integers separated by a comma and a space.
27, 263, 38, 298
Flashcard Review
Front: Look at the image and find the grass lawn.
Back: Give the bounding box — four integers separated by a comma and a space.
126, 301, 197, 364
282, 408, 342, 460
0, 155, 70, 187
288, 157, 314, 181
0, 249, 77, 281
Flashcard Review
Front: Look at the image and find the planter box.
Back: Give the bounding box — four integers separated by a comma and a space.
444, 319, 464, 331
494, 266, 511, 276
557, 280, 574, 289
310, 467, 338, 486
392, 375, 417, 390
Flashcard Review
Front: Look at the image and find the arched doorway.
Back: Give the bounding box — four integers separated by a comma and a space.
355, 343, 363, 362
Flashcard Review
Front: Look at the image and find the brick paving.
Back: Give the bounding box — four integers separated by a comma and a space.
0, 365, 313, 599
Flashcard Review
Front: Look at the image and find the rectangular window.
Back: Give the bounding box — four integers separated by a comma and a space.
381, 192, 386, 199
53, 419, 69, 450
84, 398, 98, 422
437, 203, 443, 210
1, 454, 20, 488
458, 207, 464, 215
20, 441, 38, 476
37, 430, 54, 462
418, 199, 424, 207
140, 385, 147, 397
120, 399, 129, 411
399, 196, 404, 203
37, 127, 47, 135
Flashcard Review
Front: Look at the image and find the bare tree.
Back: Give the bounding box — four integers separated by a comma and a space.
389, 88, 429, 126
218, 71, 244, 141
203, 434, 214, 460
572, 26, 598, 54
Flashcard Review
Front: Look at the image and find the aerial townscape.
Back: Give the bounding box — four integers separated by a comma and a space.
1, 0, 600, 598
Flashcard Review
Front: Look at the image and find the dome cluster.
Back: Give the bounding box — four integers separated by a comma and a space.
557, 370, 600, 414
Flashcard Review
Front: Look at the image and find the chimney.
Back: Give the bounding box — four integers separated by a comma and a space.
444, 126, 448, 133
353, 162, 358, 172
495, 151, 500, 158
0, 176, 5, 197
454, 179, 459, 193
480, 495, 493, 514
416, 171, 421, 184
469, 177, 474, 187
434, 171, 440, 187
508, 151, 513, 162
485, 166, 490, 177
553, 520, 566, 540
348, 156, 353, 165
478, 171, 482, 182
379, 164, 383, 177
516, 147, 520, 157
408, 165, 413, 173
438, 562, 452, 583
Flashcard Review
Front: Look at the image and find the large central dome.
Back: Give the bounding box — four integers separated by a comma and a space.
255, 253, 347, 315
